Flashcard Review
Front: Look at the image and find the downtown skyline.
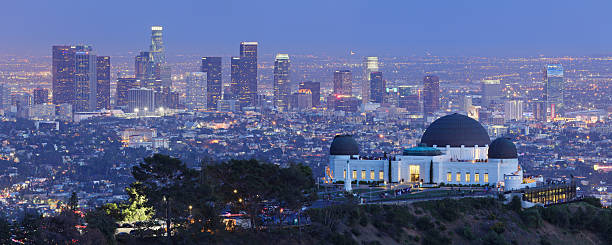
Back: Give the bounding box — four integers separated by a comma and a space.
2, 0, 612, 57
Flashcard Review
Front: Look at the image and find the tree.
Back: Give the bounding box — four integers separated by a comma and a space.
121, 183, 154, 222
0, 216, 11, 244
68, 191, 79, 211
277, 163, 317, 226
85, 208, 117, 245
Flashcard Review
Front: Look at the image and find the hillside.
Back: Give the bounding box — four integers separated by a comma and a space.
201, 197, 611, 245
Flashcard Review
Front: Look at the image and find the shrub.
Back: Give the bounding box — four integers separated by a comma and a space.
415, 216, 433, 231
456, 225, 475, 240
491, 222, 506, 234
520, 208, 542, 228
359, 215, 368, 227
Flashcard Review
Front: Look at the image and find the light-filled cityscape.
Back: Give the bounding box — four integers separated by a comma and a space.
0, 1, 611, 244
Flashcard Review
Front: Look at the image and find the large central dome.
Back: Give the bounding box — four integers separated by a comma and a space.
421, 113, 490, 147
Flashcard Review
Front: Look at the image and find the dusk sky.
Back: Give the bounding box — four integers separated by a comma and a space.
2, 0, 612, 57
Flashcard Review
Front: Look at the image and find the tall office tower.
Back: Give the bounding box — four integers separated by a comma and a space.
481, 79, 502, 106
398, 85, 419, 112
185, 72, 207, 110
423, 75, 440, 115
135, 51, 160, 89
74, 51, 97, 112
333, 70, 352, 96
150, 26, 171, 88
96, 56, 111, 110
0, 84, 7, 110
116, 77, 140, 107
127, 88, 155, 113
369, 71, 385, 103
201, 57, 222, 110
462, 95, 473, 113
273, 54, 290, 111
230, 57, 241, 100
154, 87, 179, 110
235, 41, 258, 108
295, 89, 313, 110
384, 87, 399, 106
504, 100, 524, 122
52, 45, 92, 106
544, 64, 564, 119
363, 56, 379, 103
298, 81, 320, 107
33, 88, 49, 105
531, 99, 546, 122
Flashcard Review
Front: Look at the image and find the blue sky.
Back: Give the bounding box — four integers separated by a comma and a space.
2, 0, 611, 56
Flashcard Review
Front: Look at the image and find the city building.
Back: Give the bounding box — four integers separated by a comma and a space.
504, 100, 523, 122
185, 72, 207, 110
363, 56, 379, 104
150, 26, 171, 88
96, 56, 111, 110
233, 42, 258, 108
327, 113, 532, 190
295, 89, 313, 111
333, 70, 352, 96
273, 54, 290, 111
481, 79, 502, 107
201, 57, 222, 110
298, 81, 320, 108
33, 88, 49, 105
116, 78, 140, 107
127, 88, 155, 114
423, 75, 440, 115
369, 71, 385, 104
28, 103, 55, 121
135, 51, 159, 89
52, 45, 92, 106
545, 64, 564, 120
74, 51, 97, 112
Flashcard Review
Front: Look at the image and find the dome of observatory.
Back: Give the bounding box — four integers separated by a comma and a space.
330, 135, 359, 155
488, 137, 518, 159
420, 113, 491, 147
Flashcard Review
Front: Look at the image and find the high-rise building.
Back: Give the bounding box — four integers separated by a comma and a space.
96, 56, 111, 110
238, 42, 258, 108
128, 88, 155, 114
545, 64, 564, 119
230, 57, 241, 100
33, 88, 49, 105
398, 85, 419, 112
333, 70, 352, 96
296, 89, 313, 110
185, 72, 207, 110
385, 87, 399, 106
298, 81, 320, 107
531, 99, 546, 122
273, 54, 290, 111
52, 45, 92, 106
150, 26, 171, 88
135, 51, 160, 89
504, 100, 524, 122
201, 57, 222, 110
363, 56, 379, 103
481, 79, 502, 106
116, 77, 140, 107
423, 75, 440, 115
74, 51, 97, 112
369, 71, 385, 103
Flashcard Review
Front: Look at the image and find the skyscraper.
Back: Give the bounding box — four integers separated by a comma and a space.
273, 54, 290, 111
398, 85, 419, 112
298, 81, 320, 107
369, 71, 385, 103
52, 45, 92, 106
74, 51, 97, 112
545, 64, 564, 119
185, 72, 207, 110
239, 42, 258, 108
127, 88, 155, 114
423, 75, 440, 115
135, 51, 159, 89
33, 88, 49, 105
481, 79, 502, 106
116, 77, 140, 107
96, 56, 111, 110
504, 100, 524, 122
150, 26, 171, 88
201, 57, 222, 110
363, 56, 379, 103
230, 57, 241, 100
333, 70, 352, 96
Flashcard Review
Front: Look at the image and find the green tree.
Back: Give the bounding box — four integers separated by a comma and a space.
277, 163, 317, 226
85, 208, 118, 245
121, 183, 154, 222
0, 216, 11, 244
68, 191, 79, 211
